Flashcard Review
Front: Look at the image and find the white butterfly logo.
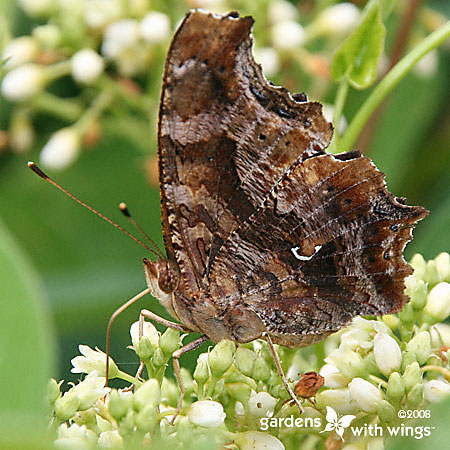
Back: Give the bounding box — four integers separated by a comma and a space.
320, 406, 356, 441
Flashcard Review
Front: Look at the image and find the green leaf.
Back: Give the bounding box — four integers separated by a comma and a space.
0, 220, 55, 445
330, 0, 386, 89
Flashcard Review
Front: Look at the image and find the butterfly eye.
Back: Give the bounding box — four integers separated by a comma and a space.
157, 259, 180, 293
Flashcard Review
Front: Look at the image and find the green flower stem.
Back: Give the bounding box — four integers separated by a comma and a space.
75, 90, 114, 135
328, 79, 349, 153
32, 91, 84, 121
421, 365, 450, 382
339, 20, 450, 151
44, 60, 72, 81
369, 374, 388, 388
117, 370, 139, 385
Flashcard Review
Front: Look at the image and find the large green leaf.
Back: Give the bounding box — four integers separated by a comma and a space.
330, 0, 386, 89
0, 219, 55, 446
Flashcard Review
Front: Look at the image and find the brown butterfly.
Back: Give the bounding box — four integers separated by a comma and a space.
30, 10, 427, 421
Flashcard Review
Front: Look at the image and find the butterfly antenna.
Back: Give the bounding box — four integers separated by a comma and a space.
28, 162, 160, 258
119, 202, 164, 259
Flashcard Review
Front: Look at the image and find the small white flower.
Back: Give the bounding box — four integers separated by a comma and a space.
423, 379, 450, 403
268, 0, 298, 23
72, 371, 110, 410
84, 0, 122, 29
320, 406, 355, 442
424, 282, 450, 322
319, 363, 348, 388
254, 47, 280, 78
2, 37, 38, 69
97, 430, 123, 449
430, 322, 450, 348
315, 3, 360, 36
435, 252, 450, 281
39, 127, 81, 170
1, 64, 45, 102
413, 49, 439, 79
71, 49, 104, 84
325, 347, 365, 380
188, 400, 226, 428
130, 320, 160, 351
237, 431, 285, 450
348, 378, 383, 413
248, 391, 277, 418
271, 21, 305, 50
140, 12, 171, 44
373, 333, 402, 376
101, 19, 140, 59
71, 345, 119, 378
18, 0, 54, 17
55, 423, 97, 450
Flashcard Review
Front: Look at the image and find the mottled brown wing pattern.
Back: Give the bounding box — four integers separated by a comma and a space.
158, 11, 332, 298
158, 10, 427, 346
209, 152, 427, 346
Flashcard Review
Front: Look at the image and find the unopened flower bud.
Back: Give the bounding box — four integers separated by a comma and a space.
97, 430, 123, 449
140, 12, 171, 43
424, 282, 450, 323
348, 378, 383, 413
130, 321, 159, 357
47, 378, 61, 405
55, 389, 80, 421
10, 111, 34, 153
208, 340, 235, 377
226, 382, 251, 405
410, 254, 426, 280
398, 302, 415, 325
376, 399, 396, 423
188, 400, 226, 428
18, 0, 54, 18
251, 356, 271, 382
194, 358, 210, 385
71, 49, 104, 84
268, 0, 298, 23
108, 390, 132, 421
272, 21, 305, 50
236, 431, 285, 450
314, 3, 360, 36
430, 323, 450, 348
71, 345, 119, 379
402, 362, 422, 392
2, 36, 38, 69
136, 404, 158, 432
434, 252, 450, 282
423, 380, 450, 403
406, 383, 423, 408
424, 260, 440, 286
327, 347, 366, 379
134, 379, 160, 411
32, 24, 61, 48
102, 19, 139, 59
405, 276, 428, 310
1, 64, 46, 101
248, 391, 277, 418
382, 314, 401, 330
152, 347, 166, 367
319, 364, 348, 388
160, 377, 179, 407
40, 127, 81, 170
316, 388, 356, 415
234, 347, 256, 377
406, 331, 431, 365
159, 328, 180, 355
373, 333, 402, 376
386, 372, 405, 404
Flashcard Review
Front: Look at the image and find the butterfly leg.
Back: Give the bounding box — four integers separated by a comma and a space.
171, 335, 209, 425
264, 332, 304, 414
140, 308, 191, 332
